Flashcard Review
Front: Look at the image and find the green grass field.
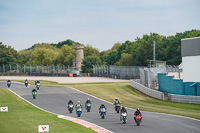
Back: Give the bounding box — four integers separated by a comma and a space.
0, 89, 95, 133
10, 80, 200, 120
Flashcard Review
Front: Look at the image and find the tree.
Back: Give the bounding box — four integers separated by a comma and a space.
84, 44, 100, 57
28, 44, 60, 65
116, 53, 133, 66
60, 45, 75, 66
81, 56, 101, 73
0, 42, 21, 65
105, 50, 118, 65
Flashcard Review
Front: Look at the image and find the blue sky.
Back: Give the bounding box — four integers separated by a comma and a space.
0, 0, 199, 51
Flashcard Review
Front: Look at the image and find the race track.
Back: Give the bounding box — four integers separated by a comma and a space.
1, 81, 200, 133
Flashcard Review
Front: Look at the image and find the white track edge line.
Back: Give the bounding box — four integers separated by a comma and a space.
7, 88, 113, 133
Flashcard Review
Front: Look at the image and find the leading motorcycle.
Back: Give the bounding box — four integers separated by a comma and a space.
7, 80, 11, 88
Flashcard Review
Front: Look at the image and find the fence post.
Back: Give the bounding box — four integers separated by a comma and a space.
29, 65, 31, 73
17, 64, 18, 73
169, 94, 171, 102
24, 65, 25, 73
3, 64, 5, 73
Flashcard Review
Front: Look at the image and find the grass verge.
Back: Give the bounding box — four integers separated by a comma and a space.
0, 89, 95, 133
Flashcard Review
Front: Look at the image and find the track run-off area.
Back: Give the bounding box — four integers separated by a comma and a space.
0, 80, 200, 133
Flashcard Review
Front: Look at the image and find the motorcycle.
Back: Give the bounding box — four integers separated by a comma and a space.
100, 108, 106, 119
135, 115, 142, 126
36, 82, 40, 90
85, 103, 91, 112
7, 81, 11, 88
25, 81, 28, 87
32, 91, 37, 99
68, 104, 74, 113
121, 112, 128, 124
76, 107, 82, 117
115, 103, 121, 113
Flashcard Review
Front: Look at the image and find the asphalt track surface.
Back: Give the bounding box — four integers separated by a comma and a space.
1, 81, 200, 133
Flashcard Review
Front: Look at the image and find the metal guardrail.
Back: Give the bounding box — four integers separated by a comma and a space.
169, 94, 200, 104
130, 80, 164, 100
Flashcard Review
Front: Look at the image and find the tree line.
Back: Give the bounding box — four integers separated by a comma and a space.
0, 29, 200, 73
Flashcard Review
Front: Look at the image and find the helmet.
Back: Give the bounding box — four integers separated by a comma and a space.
87, 98, 90, 100
77, 101, 80, 103
115, 98, 118, 100
101, 104, 104, 106
122, 107, 125, 110
137, 108, 140, 111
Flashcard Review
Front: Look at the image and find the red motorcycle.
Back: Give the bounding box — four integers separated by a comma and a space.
135, 115, 142, 126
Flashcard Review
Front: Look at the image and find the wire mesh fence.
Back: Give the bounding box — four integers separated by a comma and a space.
93, 65, 140, 79
0, 65, 72, 74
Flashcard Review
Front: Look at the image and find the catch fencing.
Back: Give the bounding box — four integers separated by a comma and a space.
93, 65, 140, 79
0, 64, 72, 74
166, 65, 182, 72
130, 80, 164, 100
169, 94, 200, 104
138, 68, 156, 89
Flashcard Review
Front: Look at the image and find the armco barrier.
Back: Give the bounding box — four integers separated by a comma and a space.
130, 80, 163, 100
169, 94, 200, 104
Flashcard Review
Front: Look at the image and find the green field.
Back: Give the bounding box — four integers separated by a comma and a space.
9, 80, 200, 120
0, 89, 95, 133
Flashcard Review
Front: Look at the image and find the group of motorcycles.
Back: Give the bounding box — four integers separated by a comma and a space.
68, 101, 141, 126
6, 80, 141, 125
114, 104, 142, 126
67, 102, 92, 117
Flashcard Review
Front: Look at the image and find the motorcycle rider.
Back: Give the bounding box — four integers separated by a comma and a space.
68, 100, 73, 105
35, 79, 40, 85
85, 98, 92, 107
113, 98, 121, 105
120, 106, 128, 121
7, 80, 11, 87
76, 101, 82, 109
25, 79, 28, 86
99, 104, 106, 114
32, 88, 37, 93
134, 108, 142, 122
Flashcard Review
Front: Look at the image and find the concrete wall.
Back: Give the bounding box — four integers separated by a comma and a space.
158, 73, 200, 96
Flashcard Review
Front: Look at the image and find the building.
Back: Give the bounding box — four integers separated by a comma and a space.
158, 37, 200, 96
